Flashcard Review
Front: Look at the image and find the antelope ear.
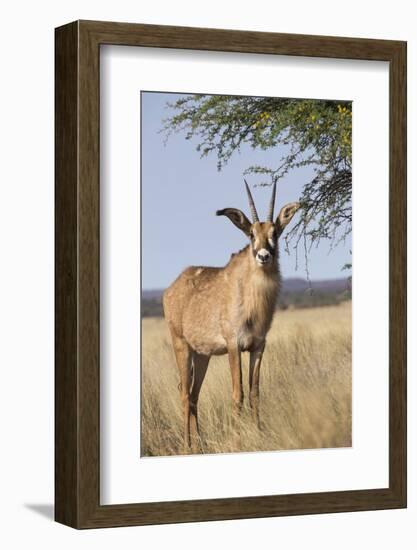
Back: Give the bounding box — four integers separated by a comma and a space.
275, 202, 300, 236
216, 208, 252, 236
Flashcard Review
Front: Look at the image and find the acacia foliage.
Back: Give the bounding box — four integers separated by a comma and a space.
163, 94, 352, 255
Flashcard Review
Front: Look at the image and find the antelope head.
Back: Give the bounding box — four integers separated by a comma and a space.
216, 180, 300, 268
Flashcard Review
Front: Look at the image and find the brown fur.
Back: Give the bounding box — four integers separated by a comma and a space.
163, 203, 299, 452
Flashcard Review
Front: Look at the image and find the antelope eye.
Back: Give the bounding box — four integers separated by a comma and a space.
249, 229, 254, 238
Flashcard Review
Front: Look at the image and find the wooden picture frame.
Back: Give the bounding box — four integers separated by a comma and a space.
55, 20, 407, 529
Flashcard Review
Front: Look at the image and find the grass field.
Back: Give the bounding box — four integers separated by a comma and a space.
141, 302, 352, 457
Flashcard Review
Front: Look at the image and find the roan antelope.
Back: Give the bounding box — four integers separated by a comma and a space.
163, 181, 300, 452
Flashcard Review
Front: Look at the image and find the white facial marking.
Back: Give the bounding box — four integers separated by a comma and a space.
256, 248, 271, 266
268, 238, 275, 249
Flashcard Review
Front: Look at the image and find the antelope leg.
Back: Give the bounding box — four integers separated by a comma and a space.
189, 352, 210, 450
227, 346, 243, 418
170, 329, 192, 453
249, 342, 265, 429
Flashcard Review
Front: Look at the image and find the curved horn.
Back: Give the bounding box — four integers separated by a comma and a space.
244, 180, 259, 223
266, 181, 277, 222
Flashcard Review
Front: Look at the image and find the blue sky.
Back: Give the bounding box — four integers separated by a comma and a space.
141, 92, 351, 290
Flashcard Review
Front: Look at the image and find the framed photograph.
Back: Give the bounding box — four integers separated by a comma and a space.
55, 20, 406, 528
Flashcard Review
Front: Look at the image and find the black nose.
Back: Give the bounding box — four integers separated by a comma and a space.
258, 252, 270, 261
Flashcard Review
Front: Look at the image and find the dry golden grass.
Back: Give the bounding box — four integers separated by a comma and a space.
141, 302, 351, 457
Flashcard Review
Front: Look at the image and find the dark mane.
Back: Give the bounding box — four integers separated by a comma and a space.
227, 245, 249, 265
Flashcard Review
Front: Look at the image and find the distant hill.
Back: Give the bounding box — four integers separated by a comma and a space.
279, 277, 349, 293
142, 289, 165, 300
141, 277, 351, 317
